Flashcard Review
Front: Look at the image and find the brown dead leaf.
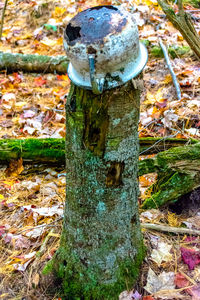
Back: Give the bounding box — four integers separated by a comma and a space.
5, 158, 24, 177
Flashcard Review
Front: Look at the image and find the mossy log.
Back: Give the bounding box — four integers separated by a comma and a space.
0, 52, 69, 74
140, 142, 200, 209
43, 81, 145, 299
1, 136, 199, 211
0, 44, 191, 74
0, 138, 65, 164
0, 137, 197, 164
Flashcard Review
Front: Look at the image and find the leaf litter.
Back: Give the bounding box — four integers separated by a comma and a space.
0, 0, 199, 299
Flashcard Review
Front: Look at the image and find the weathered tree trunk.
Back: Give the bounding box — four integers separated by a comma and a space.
43, 81, 144, 299
140, 142, 200, 209
0, 137, 197, 164
158, 0, 200, 59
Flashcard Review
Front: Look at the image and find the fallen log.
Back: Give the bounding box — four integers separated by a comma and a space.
140, 142, 200, 209
0, 137, 197, 164
0, 138, 65, 164
1, 137, 199, 208
0, 44, 192, 74
0, 52, 69, 74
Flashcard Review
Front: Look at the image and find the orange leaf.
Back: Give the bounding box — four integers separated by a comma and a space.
34, 76, 47, 87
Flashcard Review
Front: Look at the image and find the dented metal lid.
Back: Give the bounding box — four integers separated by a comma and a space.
64, 5, 148, 94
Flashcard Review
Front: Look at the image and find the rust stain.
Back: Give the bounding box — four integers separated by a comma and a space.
64, 6, 127, 46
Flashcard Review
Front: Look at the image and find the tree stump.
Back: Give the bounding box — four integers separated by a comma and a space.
43, 79, 145, 299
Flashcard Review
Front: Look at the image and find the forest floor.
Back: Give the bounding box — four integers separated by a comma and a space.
0, 0, 200, 299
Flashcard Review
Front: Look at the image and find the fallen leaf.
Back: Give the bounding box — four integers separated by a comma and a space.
174, 273, 190, 289
2, 92, 16, 102
180, 247, 200, 270
23, 205, 63, 217
14, 235, 31, 249
144, 268, 175, 294
5, 158, 24, 177
34, 76, 47, 87
185, 128, 200, 137
22, 110, 36, 118
13, 251, 36, 272
119, 290, 134, 300
190, 284, 200, 300
150, 242, 172, 266
25, 227, 45, 239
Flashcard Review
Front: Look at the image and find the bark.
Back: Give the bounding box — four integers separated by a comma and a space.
43, 81, 145, 299
0, 45, 192, 74
0, 137, 197, 164
158, 0, 200, 59
140, 142, 200, 209
0, 0, 8, 40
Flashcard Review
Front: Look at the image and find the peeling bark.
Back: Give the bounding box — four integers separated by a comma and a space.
43, 81, 144, 299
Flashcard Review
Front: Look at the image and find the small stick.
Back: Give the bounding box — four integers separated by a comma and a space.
159, 38, 182, 100
0, 0, 8, 40
17, 217, 63, 234
142, 223, 200, 235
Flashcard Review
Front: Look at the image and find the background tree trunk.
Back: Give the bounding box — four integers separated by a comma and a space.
158, 0, 200, 59
43, 80, 144, 299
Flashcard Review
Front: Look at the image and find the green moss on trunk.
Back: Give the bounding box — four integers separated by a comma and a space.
45, 81, 144, 299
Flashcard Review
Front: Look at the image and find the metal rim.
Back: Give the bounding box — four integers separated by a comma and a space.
67, 42, 148, 90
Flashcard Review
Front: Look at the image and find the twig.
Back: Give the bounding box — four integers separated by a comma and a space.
36, 228, 55, 258
17, 217, 63, 235
0, 0, 8, 40
141, 223, 200, 235
159, 38, 182, 100
139, 133, 177, 155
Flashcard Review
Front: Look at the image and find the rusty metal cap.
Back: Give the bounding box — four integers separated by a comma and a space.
64, 5, 148, 94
